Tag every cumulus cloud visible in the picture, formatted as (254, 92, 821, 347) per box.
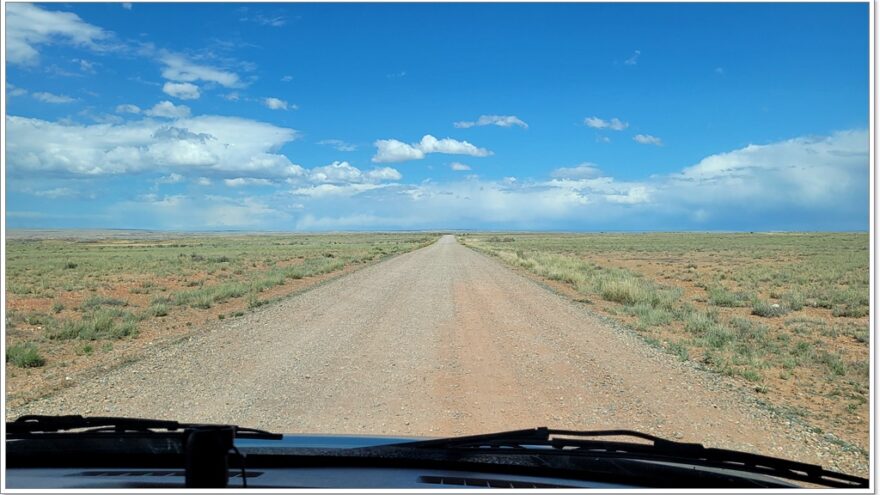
(6, 113, 302, 178)
(450, 162, 471, 171)
(317, 139, 357, 152)
(633, 134, 663, 146)
(373, 135, 492, 163)
(365, 167, 402, 181)
(162, 81, 200, 100)
(306, 161, 401, 184)
(584, 116, 628, 131)
(144, 101, 191, 118)
(284, 161, 402, 198)
(263, 97, 294, 110)
(195, 177, 212, 186)
(294, 129, 868, 231)
(454, 115, 528, 129)
(159, 52, 241, 88)
(6, 3, 107, 66)
(224, 177, 273, 187)
(115, 104, 141, 114)
(32, 91, 77, 103)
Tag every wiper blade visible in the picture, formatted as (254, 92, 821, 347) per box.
(7, 415, 282, 440)
(391, 427, 868, 488)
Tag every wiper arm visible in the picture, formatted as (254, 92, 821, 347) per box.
(7, 415, 282, 440)
(390, 427, 867, 488)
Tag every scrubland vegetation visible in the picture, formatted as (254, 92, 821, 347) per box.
(462, 233, 869, 450)
(5, 233, 436, 401)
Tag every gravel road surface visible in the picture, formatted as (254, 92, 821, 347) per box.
(9, 235, 866, 475)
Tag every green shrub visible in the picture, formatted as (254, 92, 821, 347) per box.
(625, 303, 673, 329)
(147, 303, 169, 317)
(24, 312, 53, 326)
(752, 300, 790, 318)
(707, 286, 750, 307)
(781, 291, 805, 311)
(684, 310, 717, 334)
(6, 343, 46, 368)
(832, 305, 868, 318)
(47, 309, 138, 340)
(81, 295, 127, 311)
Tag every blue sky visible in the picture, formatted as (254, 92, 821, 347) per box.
(4, 2, 870, 231)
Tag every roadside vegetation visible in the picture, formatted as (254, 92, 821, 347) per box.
(461, 233, 868, 451)
(5, 233, 437, 401)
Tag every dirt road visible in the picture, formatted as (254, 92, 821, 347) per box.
(8, 235, 866, 474)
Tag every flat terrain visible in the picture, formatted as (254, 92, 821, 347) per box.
(462, 233, 869, 462)
(8, 235, 867, 476)
(5, 232, 437, 404)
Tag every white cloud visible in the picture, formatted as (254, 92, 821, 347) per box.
(8, 83, 28, 97)
(159, 52, 241, 88)
(6, 3, 107, 66)
(550, 163, 603, 179)
(305, 161, 401, 185)
(6, 113, 302, 178)
(372, 135, 492, 163)
(450, 162, 471, 171)
(115, 104, 141, 114)
(373, 139, 424, 163)
(584, 116, 628, 131)
(263, 97, 295, 110)
(281, 75, 294, 82)
(624, 49, 641, 66)
(308, 161, 364, 183)
(157, 173, 184, 184)
(74, 58, 96, 73)
(290, 183, 391, 199)
(454, 115, 528, 129)
(293, 129, 867, 231)
(145, 101, 191, 118)
(122, 3, 133, 10)
(32, 91, 77, 103)
(163, 81, 201, 100)
(221, 92, 240, 101)
(224, 177, 273, 187)
(365, 167, 402, 181)
(195, 177, 213, 186)
(317, 139, 357, 152)
(633, 134, 663, 146)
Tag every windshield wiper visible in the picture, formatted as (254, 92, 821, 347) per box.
(390, 427, 867, 488)
(7, 415, 282, 440)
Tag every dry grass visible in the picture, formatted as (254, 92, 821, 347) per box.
(5, 233, 438, 392)
(461, 232, 869, 453)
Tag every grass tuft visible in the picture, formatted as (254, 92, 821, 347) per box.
(6, 343, 46, 368)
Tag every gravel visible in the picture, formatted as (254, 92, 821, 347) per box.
(8, 235, 867, 477)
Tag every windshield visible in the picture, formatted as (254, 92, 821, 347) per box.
(3, 0, 871, 485)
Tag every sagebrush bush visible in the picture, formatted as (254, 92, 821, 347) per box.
(752, 300, 790, 318)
